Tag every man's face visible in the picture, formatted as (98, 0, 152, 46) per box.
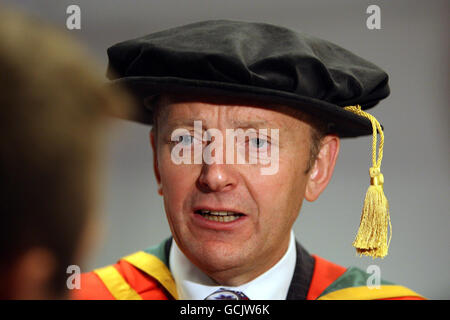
(152, 96, 318, 284)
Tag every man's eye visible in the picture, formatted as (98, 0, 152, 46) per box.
(177, 135, 194, 146)
(250, 137, 268, 149)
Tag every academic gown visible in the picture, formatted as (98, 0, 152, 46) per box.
(72, 238, 424, 300)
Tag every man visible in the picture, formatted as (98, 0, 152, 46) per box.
(75, 20, 424, 300)
(0, 7, 130, 299)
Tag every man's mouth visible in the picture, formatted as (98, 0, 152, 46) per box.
(194, 209, 244, 223)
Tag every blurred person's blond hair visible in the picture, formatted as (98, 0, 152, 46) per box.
(0, 6, 132, 299)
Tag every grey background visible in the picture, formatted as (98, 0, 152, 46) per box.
(5, 0, 449, 299)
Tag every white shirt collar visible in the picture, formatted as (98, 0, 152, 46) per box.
(169, 230, 297, 300)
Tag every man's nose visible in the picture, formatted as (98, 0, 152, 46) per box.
(197, 163, 237, 193)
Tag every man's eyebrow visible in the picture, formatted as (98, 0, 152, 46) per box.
(229, 119, 282, 129)
(164, 118, 285, 129)
(165, 118, 201, 127)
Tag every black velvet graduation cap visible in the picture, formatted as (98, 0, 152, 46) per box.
(106, 19, 390, 137)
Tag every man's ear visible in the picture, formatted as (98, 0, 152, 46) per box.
(150, 129, 163, 196)
(8, 248, 57, 299)
(305, 134, 340, 202)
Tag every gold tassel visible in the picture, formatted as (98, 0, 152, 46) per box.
(344, 105, 392, 258)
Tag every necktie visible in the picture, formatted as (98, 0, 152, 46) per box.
(204, 288, 250, 300)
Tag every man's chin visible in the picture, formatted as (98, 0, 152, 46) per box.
(188, 241, 250, 274)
